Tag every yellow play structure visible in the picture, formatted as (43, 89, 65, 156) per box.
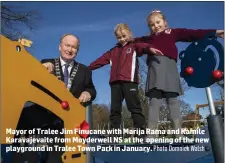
(1, 35, 87, 163)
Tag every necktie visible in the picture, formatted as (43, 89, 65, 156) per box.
(64, 64, 69, 86)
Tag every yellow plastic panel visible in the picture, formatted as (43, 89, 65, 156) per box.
(1, 35, 86, 163)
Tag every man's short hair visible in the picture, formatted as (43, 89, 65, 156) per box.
(60, 34, 80, 49)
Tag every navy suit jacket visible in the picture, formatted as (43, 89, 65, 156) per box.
(41, 58, 96, 106)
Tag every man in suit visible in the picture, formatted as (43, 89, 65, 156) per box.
(16, 34, 96, 162)
(19, 33, 96, 127)
(42, 34, 96, 104)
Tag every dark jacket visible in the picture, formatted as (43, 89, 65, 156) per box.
(89, 41, 151, 84)
(41, 58, 96, 106)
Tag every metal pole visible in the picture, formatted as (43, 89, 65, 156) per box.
(205, 87, 224, 163)
(86, 103, 93, 163)
(205, 87, 216, 115)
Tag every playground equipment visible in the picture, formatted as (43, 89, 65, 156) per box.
(180, 32, 224, 163)
(1, 35, 91, 163)
(1, 31, 224, 163)
(189, 101, 224, 139)
(195, 101, 224, 118)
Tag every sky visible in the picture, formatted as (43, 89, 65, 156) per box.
(3, 1, 224, 117)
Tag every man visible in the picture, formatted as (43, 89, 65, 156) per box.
(19, 34, 96, 126)
(42, 34, 96, 104)
(17, 34, 96, 162)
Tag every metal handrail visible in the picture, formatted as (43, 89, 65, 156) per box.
(86, 104, 93, 163)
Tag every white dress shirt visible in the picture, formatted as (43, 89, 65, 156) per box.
(60, 57, 74, 75)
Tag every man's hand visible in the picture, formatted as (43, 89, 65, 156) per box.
(216, 30, 224, 38)
(149, 48, 164, 56)
(79, 91, 91, 103)
(43, 62, 54, 73)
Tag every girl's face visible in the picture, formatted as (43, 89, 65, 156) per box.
(148, 14, 167, 34)
(115, 29, 132, 46)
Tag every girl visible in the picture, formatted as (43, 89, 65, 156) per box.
(89, 23, 154, 134)
(138, 10, 224, 138)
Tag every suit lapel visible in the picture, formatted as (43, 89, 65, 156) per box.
(70, 60, 77, 76)
(69, 61, 79, 90)
(59, 58, 64, 81)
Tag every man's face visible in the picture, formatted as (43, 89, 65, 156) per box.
(59, 35, 79, 62)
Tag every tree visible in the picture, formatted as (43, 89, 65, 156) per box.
(1, 2, 39, 40)
(92, 104, 110, 129)
(182, 112, 201, 129)
(179, 98, 193, 115)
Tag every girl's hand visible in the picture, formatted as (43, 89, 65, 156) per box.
(149, 48, 164, 56)
(216, 30, 224, 38)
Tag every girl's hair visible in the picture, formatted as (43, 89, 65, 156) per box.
(114, 23, 133, 38)
(147, 10, 168, 35)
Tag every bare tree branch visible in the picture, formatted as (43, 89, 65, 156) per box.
(1, 3, 40, 40)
